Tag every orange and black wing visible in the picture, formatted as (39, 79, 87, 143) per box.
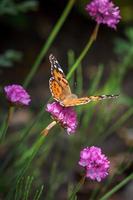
(49, 54, 71, 96)
(61, 95, 119, 107)
(49, 77, 66, 102)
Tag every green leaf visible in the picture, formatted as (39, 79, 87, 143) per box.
(0, 50, 22, 68)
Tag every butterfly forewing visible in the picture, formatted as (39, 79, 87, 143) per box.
(49, 77, 65, 102)
(49, 54, 64, 76)
(49, 54, 71, 99)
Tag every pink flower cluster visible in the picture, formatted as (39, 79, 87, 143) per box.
(4, 84, 31, 106)
(46, 102, 78, 134)
(86, 0, 121, 29)
(79, 146, 110, 182)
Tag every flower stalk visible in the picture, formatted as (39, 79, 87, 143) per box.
(41, 120, 57, 136)
(0, 106, 14, 140)
(69, 175, 86, 200)
(67, 23, 100, 80)
(91, 23, 100, 41)
(7, 106, 14, 125)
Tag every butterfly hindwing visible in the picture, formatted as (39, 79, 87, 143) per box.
(62, 97, 89, 107)
(62, 95, 118, 107)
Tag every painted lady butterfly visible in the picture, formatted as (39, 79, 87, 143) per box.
(49, 54, 118, 107)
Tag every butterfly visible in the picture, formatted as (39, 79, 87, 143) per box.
(49, 54, 118, 107)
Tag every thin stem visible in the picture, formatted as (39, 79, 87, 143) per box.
(14, 120, 54, 176)
(67, 23, 100, 80)
(23, 0, 76, 88)
(0, 106, 14, 140)
(99, 173, 133, 200)
(69, 175, 86, 200)
(15, 134, 46, 181)
(41, 120, 57, 136)
(7, 106, 14, 123)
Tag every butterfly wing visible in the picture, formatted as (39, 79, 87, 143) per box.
(61, 95, 119, 107)
(49, 77, 67, 102)
(49, 54, 71, 96)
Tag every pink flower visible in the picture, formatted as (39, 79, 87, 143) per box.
(4, 84, 31, 106)
(86, 0, 121, 29)
(79, 146, 110, 182)
(46, 102, 78, 134)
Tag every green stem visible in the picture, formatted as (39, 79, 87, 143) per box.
(7, 134, 46, 199)
(0, 106, 14, 140)
(41, 120, 57, 136)
(15, 119, 57, 181)
(16, 134, 46, 181)
(67, 23, 100, 80)
(7, 106, 14, 123)
(99, 173, 133, 200)
(23, 0, 76, 88)
(69, 175, 86, 200)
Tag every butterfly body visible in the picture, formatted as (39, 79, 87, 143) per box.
(49, 54, 118, 107)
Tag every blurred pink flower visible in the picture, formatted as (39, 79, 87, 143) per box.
(79, 146, 110, 182)
(86, 0, 121, 29)
(4, 84, 31, 106)
(46, 102, 78, 134)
